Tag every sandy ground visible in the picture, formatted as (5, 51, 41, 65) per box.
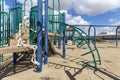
(0, 42, 120, 80)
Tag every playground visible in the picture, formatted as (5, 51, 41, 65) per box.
(1, 43, 120, 80)
(0, 0, 120, 80)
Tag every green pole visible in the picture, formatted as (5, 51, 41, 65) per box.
(1, 0, 4, 62)
(2, 0, 4, 45)
(58, 0, 60, 13)
(24, 0, 33, 16)
(52, 0, 54, 32)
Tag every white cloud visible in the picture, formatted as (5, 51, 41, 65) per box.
(112, 21, 120, 25)
(109, 18, 117, 23)
(18, 0, 90, 25)
(109, 18, 120, 25)
(59, 0, 120, 16)
(5, 0, 120, 16)
(96, 19, 120, 35)
(61, 10, 89, 25)
(96, 26, 117, 35)
(66, 16, 89, 25)
(6, 0, 120, 26)
(8, 0, 120, 25)
(108, 18, 120, 25)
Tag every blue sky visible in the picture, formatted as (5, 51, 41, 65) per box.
(4, 0, 120, 35)
(5, 0, 120, 25)
(68, 7, 120, 25)
(6, 0, 12, 7)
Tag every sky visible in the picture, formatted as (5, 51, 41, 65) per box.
(4, 0, 120, 34)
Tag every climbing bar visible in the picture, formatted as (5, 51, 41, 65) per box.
(81, 49, 96, 56)
(77, 40, 86, 48)
(50, 21, 101, 70)
(84, 60, 100, 64)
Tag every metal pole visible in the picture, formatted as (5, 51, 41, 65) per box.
(1, 0, 4, 62)
(37, 0, 43, 72)
(53, 0, 54, 13)
(52, 0, 54, 32)
(88, 26, 96, 45)
(24, 0, 33, 16)
(88, 26, 91, 44)
(7, 16, 10, 40)
(12, 0, 17, 34)
(94, 26, 96, 45)
(12, 0, 18, 65)
(13, 53, 18, 65)
(116, 26, 120, 48)
(0, 3, 2, 62)
(58, 0, 61, 49)
(0, 4, 1, 45)
(58, 36, 61, 49)
(24, 0, 26, 16)
(62, 13, 66, 58)
(1, 0, 4, 45)
(93, 26, 96, 45)
(44, 0, 48, 64)
(58, 0, 60, 13)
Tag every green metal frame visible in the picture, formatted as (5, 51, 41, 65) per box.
(0, 0, 4, 62)
(0, 12, 9, 46)
(24, 0, 33, 16)
(49, 21, 101, 70)
(0, 4, 23, 63)
(68, 31, 87, 48)
(29, 6, 38, 45)
(65, 23, 101, 70)
(28, 0, 101, 70)
(29, 4, 63, 45)
(9, 7, 23, 34)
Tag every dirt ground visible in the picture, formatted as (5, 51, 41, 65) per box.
(0, 42, 120, 80)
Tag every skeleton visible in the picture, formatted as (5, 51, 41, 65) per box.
(17, 16, 40, 65)
(22, 44, 40, 65)
(17, 23, 26, 47)
(24, 16, 30, 27)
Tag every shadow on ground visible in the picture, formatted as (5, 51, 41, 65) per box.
(0, 54, 34, 80)
(94, 68, 120, 80)
(48, 55, 120, 80)
(0, 53, 120, 80)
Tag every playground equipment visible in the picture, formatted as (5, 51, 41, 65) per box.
(0, 0, 101, 73)
(50, 22, 101, 69)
